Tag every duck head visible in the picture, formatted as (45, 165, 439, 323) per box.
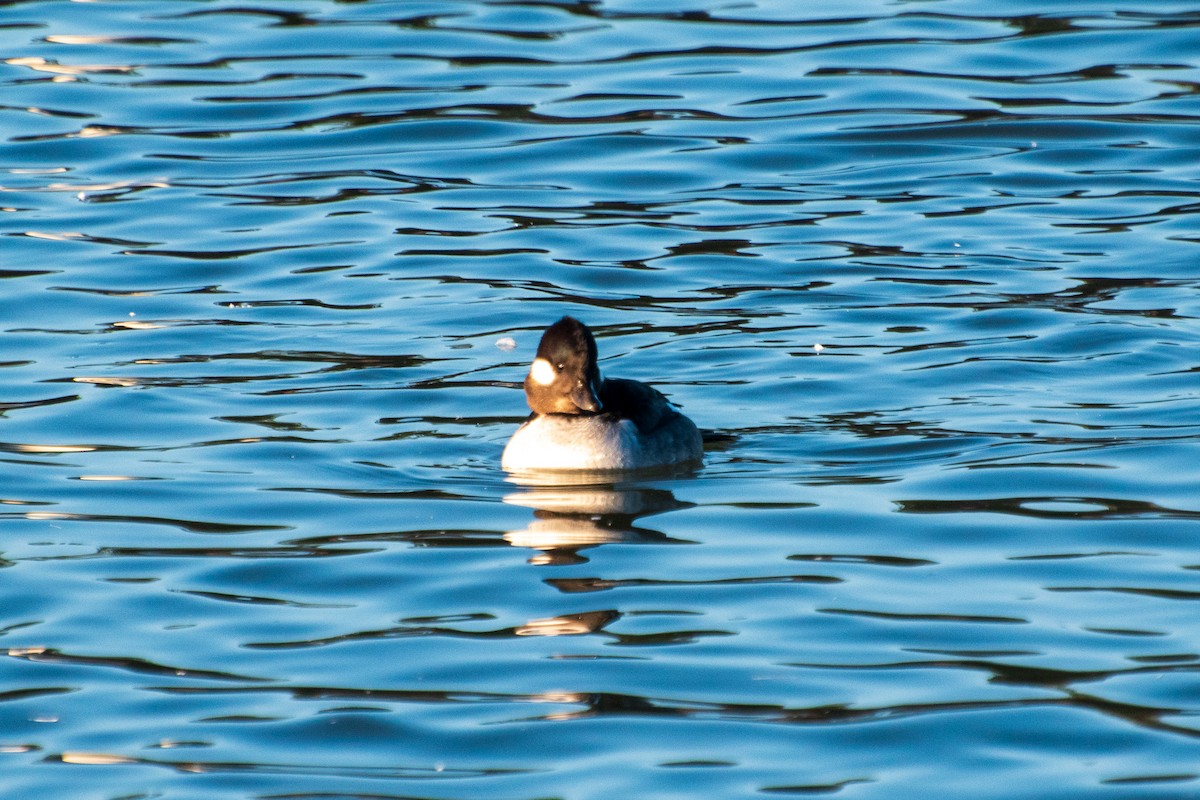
(523, 316, 603, 415)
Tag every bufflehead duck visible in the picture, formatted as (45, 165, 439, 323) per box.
(501, 317, 703, 472)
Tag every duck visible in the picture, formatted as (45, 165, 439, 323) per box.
(501, 316, 703, 472)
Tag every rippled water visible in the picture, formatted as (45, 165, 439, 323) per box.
(3, 1, 1200, 797)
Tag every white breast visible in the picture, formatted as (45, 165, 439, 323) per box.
(502, 413, 702, 473)
(501, 415, 644, 471)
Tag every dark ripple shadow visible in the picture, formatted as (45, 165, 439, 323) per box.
(0, 394, 79, 415)
(1048, 586, 1200, 602)
(923, 277, 1194, 321)
(7, 647, 266, 683)
(820, 608, 1028, 625)
(547, 574, 841, 594)
(788, 656, 1200, 693)
(4, 510, 288, 535)
(36, 545, 376, 562)
(243, 609, 731, 651)
(176, 589, 352, 610)
(50, 750, 531, 779)
(897, 496, 1200, 520)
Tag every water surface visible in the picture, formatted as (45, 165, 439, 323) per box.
(2, 1, 1199, 798)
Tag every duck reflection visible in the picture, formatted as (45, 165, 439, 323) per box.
(503, 469, 696, 565)
(514, 610, 619, 636)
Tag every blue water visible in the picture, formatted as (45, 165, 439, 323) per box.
(2, 1, 1199, 797)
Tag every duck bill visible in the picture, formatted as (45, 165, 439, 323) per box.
(570, 381, 601, 413)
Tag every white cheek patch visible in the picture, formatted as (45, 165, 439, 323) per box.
(529, 357, 557, 386)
